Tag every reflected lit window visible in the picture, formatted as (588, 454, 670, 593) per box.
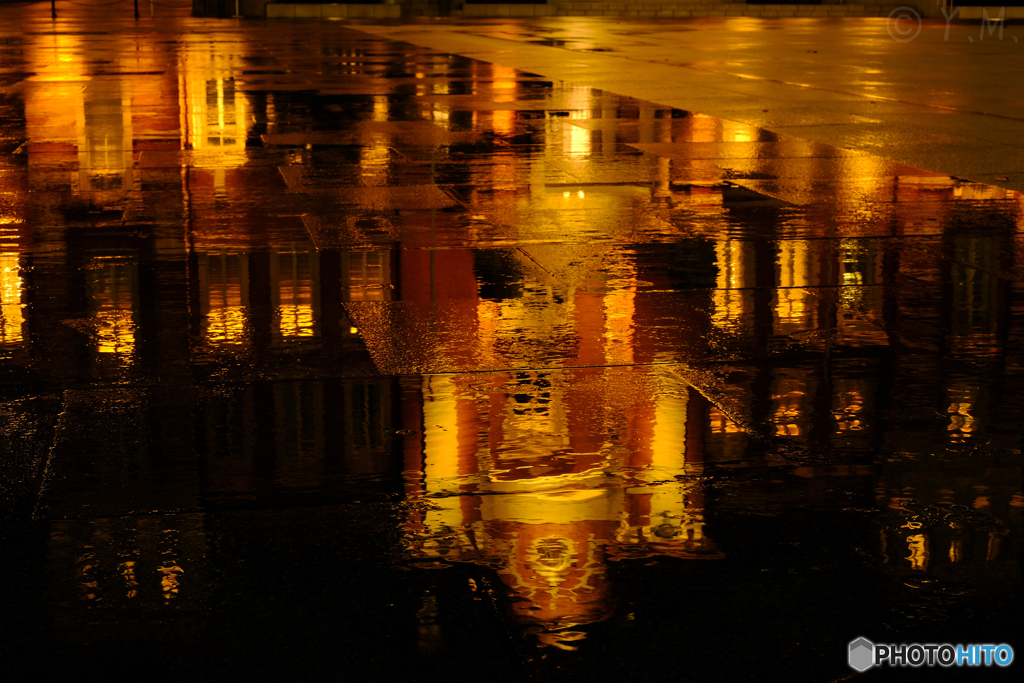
(833, 379, 866, 433)
(774, 241, 815, 335)
(712, 240, 754, 333)
(205, 78, 240, 147)
(277, 250, 317, 338)
(772, 373, 806, 437)
(490, 66, 519, 112)
(372, 95, 389, 123)
(159, 564, 183, 599)
(0, 252, 24, 344)
(179, 44, 248, 160)
(838, 239, 881, 314)
(946, 383, 978, 441)
(344, 251, 391, 302)
(710, 407, 745, 435)
(359, 141, 391, 185)
(680, 113, 758, 144)
(77, 90, 134, 198)
(87, 260, 137, 361)
(905, 534, 929, 571)
(201, 253, 249, 347)
(566, 122, 591, 159)
(490, 109, 516, 136)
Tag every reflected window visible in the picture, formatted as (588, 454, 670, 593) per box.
(947, 383, 978, 441)
(775, 240, 815, 335)
(201, 252, 249, 348)
(178, 42, 248, 159)
(951, 235, 999, 339)
(77, 88, 134, 199)
(277, 250, 317, 338)
(772, 372, 806, 437)
(87, 259, 138, 361)
(905, 533, 929, 571)
(344, 251, 391, 302)
(833, 380, 866, 433)
(0, 251, 24, 345)
(839, 239, 881, 314)
(712, 240, 754, 334)
(344, 380, 392, 477)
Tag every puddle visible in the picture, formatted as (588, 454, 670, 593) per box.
(0, 5, 1020, 679)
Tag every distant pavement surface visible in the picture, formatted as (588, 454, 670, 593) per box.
(361, 17, 1024, 190)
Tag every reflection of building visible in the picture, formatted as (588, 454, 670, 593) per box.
(197, 248, 323, 347)
(402, 367, 719, 648)
(196, 245, 396, 351)
(5, 29, 1021, 662)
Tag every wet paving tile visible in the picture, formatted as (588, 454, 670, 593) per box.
(0, 6, 1021, 681)
(36, 387, 200, 519)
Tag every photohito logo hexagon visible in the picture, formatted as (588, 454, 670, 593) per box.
(849, 637, 875, 672)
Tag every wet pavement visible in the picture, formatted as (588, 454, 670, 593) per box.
(1, 6, 1022, 682)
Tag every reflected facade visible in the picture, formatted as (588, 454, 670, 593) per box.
(1, 6, 1021, 679)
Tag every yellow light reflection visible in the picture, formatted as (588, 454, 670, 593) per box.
(0, 252, 24, 344)
(772, 374, 805, 437)
(841, 156, 890, 202)
(346, 251, 390, 302)
(279, 304, 314, 338)
(359, 141, 390, 185)
(89, 261, 136, 361)
(277, 250, 317, 339)
(76, 85, 135, 200)
(562, 86, 595, 158)
(603, 277, 635, 366)
(491, 65, 518, 105)
(949, 539, 962, 563)
(372, 95, 389, 122)
(567, 122, 591, 158)
(120, 560, 138, 599)
(724, 123, 754, 143)
(946, 383, 978, 440)
(201, 253, 248, 348)
(422, 374, 465, 502)
(775, 240, 813, 335)
(159, 564, 182, 599)
(686, 113, 719, 143)
(94, 310, 135, 357)
(406, 367, 719, 650)
(491, 109, 516, 136)
(712, 240, 754, 333)
(906, 534, 929, 571)
(178, 39, 248, 164)
(649, 377, 687, 473)
(834, 383, 865, 433)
